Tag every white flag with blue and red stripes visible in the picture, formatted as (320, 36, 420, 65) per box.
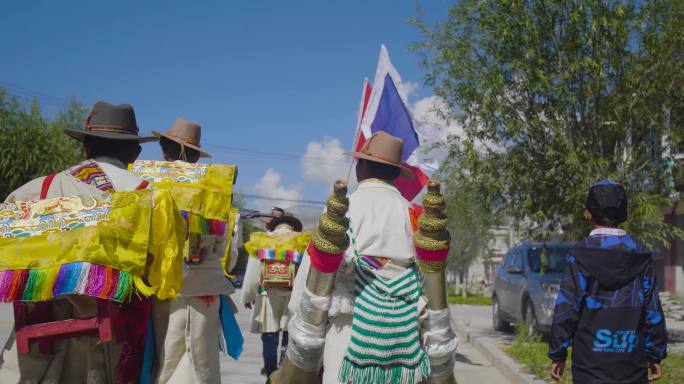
(352, 45, 429, 201)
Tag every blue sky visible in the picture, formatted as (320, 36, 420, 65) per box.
(1, 1, 452, 211)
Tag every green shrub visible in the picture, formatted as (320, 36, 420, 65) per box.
(506, 322, 683, 383)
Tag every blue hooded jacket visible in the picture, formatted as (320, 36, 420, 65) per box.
(548, 231, 667, 383)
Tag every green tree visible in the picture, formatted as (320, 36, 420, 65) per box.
(414, 0, 684, 247)
(0, 89, 85, 200)
(441, 170, 496, 294)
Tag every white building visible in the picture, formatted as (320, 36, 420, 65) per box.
(449, 225, 521, 291)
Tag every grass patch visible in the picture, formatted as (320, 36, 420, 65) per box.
(505, 322, 572, 383)
(446, 286, 493, 305)
(505, 322, 684, 383)
(662, 352, 684, 383)
(447, 295, 493, 305)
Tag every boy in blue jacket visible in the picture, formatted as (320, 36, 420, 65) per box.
(548, 180, 667, 383)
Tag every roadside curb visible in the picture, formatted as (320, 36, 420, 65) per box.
(453, 318, 545, 384)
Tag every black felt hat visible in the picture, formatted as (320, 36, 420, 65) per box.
(585, 179, 628, 226)
(63, 101, 157, 143)
(267, 212, 303, 232)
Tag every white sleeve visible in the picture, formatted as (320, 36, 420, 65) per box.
(288, 251, 311, 314)
(227, 214, 241, 273)
(241, 257, 261, 305)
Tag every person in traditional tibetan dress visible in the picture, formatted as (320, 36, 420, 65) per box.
(242, 212, 310, 377)
(143, 118, 240, 384)
(272, 131, 458, 384)
(0, 101, 181, 383)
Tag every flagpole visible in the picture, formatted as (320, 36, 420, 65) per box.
(346, 77, 370, 184)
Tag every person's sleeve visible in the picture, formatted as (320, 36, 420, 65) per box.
(227, 214, 241, 273)
(288, 251, 311, 315)
(548, 253, 586, 362)
(643, 261, 667, 363)
(241, 256, 260, 305)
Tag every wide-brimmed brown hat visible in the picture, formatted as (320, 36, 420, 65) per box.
(152, 118, 211, 158)
(344, 131, 412, 177)
(63, 101, 157, 143)
(267, 212, 303, 232)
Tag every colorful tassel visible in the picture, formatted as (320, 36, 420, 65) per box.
(181, 211, 227, 236)
(255, 248, 303, 264)
(0, 262, 134, 303)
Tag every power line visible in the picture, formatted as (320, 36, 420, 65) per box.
(240, 193, 325, 206)
(0, 81, 354, 166)
(2, 89, 64, 107)
(204, 144, 351, 166)
(0, 80, 69, 105)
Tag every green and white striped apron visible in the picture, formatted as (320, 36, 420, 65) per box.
(338, 257, 430, 384)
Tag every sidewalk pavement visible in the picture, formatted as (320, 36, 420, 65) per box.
(450, 304, 545, 384)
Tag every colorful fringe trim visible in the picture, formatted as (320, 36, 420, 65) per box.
(181, 211, 227, 236)
(255, 248, 303, 264)
(0, 262, 133, 303)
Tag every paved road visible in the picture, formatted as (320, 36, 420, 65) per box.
(222, 296, 509, 384)
(219, 297, 265, 383)
(0, 298, 509, 383)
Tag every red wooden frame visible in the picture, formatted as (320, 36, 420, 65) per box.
(13, 299, 120, 354)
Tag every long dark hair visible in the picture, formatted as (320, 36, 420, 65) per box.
(159, 136, 200, 162)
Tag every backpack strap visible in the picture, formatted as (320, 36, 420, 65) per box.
(40, 173, 57, 200)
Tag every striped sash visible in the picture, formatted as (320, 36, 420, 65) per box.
(67, 159, 115, 193)
(339, 257, 430, 384)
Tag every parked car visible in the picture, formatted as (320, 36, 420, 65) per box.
(492, 241, 573, 335)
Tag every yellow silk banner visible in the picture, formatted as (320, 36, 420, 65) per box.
(0, 189, 185, 301)
(129, 160, 236, 222)
(244, 231, 312, 258)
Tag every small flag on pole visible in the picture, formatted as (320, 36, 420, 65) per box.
(355, 45, 429, 201)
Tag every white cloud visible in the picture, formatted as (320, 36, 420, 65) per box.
(399, 81, 420, 99)
(409, 95, 464, 172)
(411, 95, 464, 143)
(409, 94, 500, 171)
(301, 137, 355, 187)
(252, 169, 301, 211)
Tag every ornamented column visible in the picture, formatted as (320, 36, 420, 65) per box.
(415, 180, 458, 384)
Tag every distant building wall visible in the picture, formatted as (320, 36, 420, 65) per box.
(464, 225, 520, 287)
(664, 204, 684, 296)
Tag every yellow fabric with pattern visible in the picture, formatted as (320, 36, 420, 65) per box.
(129, 161, 236, 222)
(244, 231, 312, 257)
(0, 189, 186, 300)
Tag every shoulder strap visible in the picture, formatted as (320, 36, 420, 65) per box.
(40, 173, 56, 200)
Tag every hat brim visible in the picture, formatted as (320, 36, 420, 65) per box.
(152, 131, 212, 158)
(343, 151, 414, 179)
(267, 216, 303, 232)
(63, 129, 159, 143)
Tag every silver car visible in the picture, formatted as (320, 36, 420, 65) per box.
(492, 242, 572, 335)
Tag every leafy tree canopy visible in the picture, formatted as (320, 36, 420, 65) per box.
(414, 0, 684, 247)
(0, 88, 86, 200)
